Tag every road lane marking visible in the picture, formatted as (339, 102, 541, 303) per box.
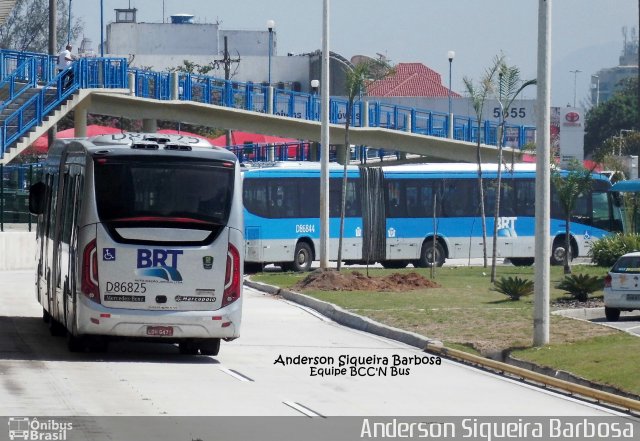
(283, 401, 325, 417)
(220, 367, 254, 382)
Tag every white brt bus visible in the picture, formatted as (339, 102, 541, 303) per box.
(29, 133, 243, 355)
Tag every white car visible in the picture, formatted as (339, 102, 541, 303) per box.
(603, 252, 640, 321)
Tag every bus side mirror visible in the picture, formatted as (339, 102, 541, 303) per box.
(29, 182, 46, 215)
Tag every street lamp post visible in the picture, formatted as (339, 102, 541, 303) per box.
(310, 79, 319, 118)
(591, 74, 600, 107)
(68, 0, 72, 46)
(100, 0, 104, 57)
(267, 19, 275, 85)
(619, 129, 635, 155)
(310, 79, 320, 93)
(569, 69, 582, 107)
(447, 50, 455, 139)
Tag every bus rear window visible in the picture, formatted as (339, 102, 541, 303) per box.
(94, 160, 234, 225)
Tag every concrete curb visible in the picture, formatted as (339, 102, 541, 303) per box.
(506, 354, 640, 402)
(244, 278, 443, 350)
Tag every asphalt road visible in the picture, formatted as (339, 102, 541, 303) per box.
(1, 269, 628, 420)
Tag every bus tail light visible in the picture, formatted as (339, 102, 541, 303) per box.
(222, 243, 241, 307)
(604, 274, 612, 288)
(81, 239, 101, 304)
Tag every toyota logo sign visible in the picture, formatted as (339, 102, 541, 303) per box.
(565, 112, 580, 123)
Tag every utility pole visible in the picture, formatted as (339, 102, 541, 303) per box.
(534, 0, 552, 347)
(48, 0, 57, 148)
(223, 37, 237, 147)
(320, 0, 330, 269)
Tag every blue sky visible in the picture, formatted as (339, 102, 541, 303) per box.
(73, 1, 638, 107)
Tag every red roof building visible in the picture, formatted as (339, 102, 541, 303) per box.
(366, 63, 461, 98)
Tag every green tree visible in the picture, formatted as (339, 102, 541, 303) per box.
(551, 161, 593, 274)
(337, 57, 393, 271)
(0, 0, 83, 52)
(585, 77, 639, 158)
(490, 61, 536, 282)
(462, 55, 503, 268)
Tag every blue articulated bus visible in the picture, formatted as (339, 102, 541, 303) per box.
(242, 162, 622, 271)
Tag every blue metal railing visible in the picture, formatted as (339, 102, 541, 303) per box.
(0, 50, 55, 83)
(0, 49, 536, 161)
(228, 141, 314, 163)
(2, 56, 128, 156)
(0, 58, 38, 111)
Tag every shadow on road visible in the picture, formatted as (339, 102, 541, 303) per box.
(0, 315, 220, 364)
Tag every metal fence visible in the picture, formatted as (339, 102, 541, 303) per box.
(0, 163, 42, 231)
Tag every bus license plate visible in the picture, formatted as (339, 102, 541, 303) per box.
(626, 294, 640, 301)
(146, 326, 173, 336)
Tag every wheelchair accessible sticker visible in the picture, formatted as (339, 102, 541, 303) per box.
(103, 248, 116, 261)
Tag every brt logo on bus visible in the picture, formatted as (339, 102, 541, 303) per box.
(497, 217, 518, 237)
(136, 249, 183, 282)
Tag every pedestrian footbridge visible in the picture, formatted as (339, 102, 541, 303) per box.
(0, 50, 535, 164)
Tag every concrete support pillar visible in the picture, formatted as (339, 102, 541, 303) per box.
(267, 143, 275, 162)
(267, 86, 274, 114)
(74, 106, 88, 138)
(398, 112, 411, 160)
(143, 119, 157, 133)
(128, 72, 136, 96)
(171, 72, 179, 100)
(362, 101, 369, 127)
(359, 101, 370, 163)
(308, 143, 319, 161)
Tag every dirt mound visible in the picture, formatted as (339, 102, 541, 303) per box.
(293, 269, 440, 292)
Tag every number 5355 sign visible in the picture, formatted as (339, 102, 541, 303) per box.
(493, 107, 527, 119)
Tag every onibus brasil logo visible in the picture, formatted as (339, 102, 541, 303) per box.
(136, 248, 183, 281)
(8, 418, 72, 440)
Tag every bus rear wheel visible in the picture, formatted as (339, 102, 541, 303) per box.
(416, 240, 445, 268)
(48, 316, 66, 337)
(67, 333, 85, 352)
(179, 341, 199, 355)
(200, 338, 221, 356)
(284, 242, 313, 272)
(551, 240, 572, 266)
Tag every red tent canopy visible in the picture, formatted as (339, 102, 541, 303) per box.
(209, 131, 297, 146)
(29, 125, 122, 153)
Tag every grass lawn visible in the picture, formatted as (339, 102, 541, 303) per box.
(251, 264, 640, 396)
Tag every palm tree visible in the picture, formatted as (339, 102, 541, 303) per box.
(336, 58, 393, 271)
(462, 55, 503, 268)
(551, 161, 593, 274)
(490, 62, 536, 282)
